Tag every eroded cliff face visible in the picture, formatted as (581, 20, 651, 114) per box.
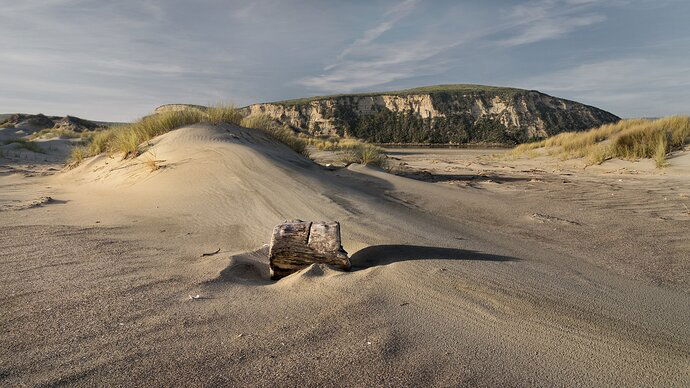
(246, 89, 619, 144)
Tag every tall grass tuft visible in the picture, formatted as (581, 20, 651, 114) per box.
(512, 116, 690, 168)
(307, 136, 387, 167)
(206, 104, 243, 125)
(68, 105, 243, 165)
(240, 114, 309, 157)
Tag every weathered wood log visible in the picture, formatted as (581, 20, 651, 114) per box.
(269, 220, 350, 279)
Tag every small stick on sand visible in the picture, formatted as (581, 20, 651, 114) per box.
(200, 248, 221, 257)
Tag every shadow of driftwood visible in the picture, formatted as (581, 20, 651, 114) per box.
(207, 247, 273, 286)
(350, 244, 519, 270)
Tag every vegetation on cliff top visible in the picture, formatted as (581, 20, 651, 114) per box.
(511, 116, 690, 168)
(271, 84, 526, 106)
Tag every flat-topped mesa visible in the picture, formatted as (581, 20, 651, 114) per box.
(245, 84, 620, 145)
(268, 220, 350, 279)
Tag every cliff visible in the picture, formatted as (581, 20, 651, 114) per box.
(245, 84, 620, 144)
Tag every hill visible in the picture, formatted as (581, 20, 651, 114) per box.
(0, 113, 117, 142)
(245, 84, 620, 145)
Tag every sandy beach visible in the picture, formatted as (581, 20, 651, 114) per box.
(1, 123, 688, 386)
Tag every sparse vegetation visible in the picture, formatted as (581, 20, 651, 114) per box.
(68, 107, 313, 166)
(29, 128, 86, 140)
(308, 136, 387, 167)
(240, 114, 310, 157)
(339, 144, 387, 168)
(2, 139, 45, 154)
(142, 152, 164, 172)
(206, 103, 243, 124)
(68, 145, 88, 164)
(273, 84, 523, 106)
(68, 105, 244, 165)
(511, 116, 690, 168)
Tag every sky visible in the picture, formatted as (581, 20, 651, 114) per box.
(1, 0, 689, 121)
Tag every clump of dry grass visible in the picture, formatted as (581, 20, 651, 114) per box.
(69, 105, 244, 165)
(512, 116, 690, 168)
(206, 104, 243, 125)
(308, 136, 387, 167)
(240, 114, 310, 157)
(338, 143, 387, 168)
(309, 137, 340, 151)
(142, 152, 164, 172)
(29, 128, 83, 140)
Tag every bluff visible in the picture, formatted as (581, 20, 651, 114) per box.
(245, 84, 620, 144)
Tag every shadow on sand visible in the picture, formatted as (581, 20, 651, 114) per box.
(208, 245, 519, 286)
(350, 244, 519, 270)
(397, 172, 532, 184)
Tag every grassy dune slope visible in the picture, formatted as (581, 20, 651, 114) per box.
(69, 106, 308, 165)
(512, 116, 690, 167)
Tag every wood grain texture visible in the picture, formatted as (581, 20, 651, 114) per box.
(269, 220, 350, 279)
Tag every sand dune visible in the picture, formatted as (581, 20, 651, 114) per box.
(1, 123, 688, 386)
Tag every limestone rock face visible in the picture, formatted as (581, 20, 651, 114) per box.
(244, 85, 620, 144)
(268, 220, 350, 279)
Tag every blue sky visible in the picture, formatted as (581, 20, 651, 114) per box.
(1, 0, 688, 121)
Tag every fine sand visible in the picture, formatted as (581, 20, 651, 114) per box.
(1, 124, 689, 386)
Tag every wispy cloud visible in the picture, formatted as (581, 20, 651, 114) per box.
(300, 0, 433, 92)
(300, 0, 610, 93)
(494, 0, 607, 46)
(518, 57, 690, 117)
(334, 0, 419, 62)
(497, 14, 606, 46)
(0, 0, 686, 120)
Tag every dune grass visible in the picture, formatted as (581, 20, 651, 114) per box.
(69, 107, 311, 166)
(512, 116, 690, 168)
(68, 105, 240, 164)
(308, 136, 387, 167)
(2, 138, 45, 154)
(309, 137, 386, 167)
(339, 144, 387, 168)
(29, 127, 90, 140)
(142, 151, 164, 172)
(240, 114, 309, 157)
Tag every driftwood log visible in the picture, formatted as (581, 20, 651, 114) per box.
(269, 220, 350, 279)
